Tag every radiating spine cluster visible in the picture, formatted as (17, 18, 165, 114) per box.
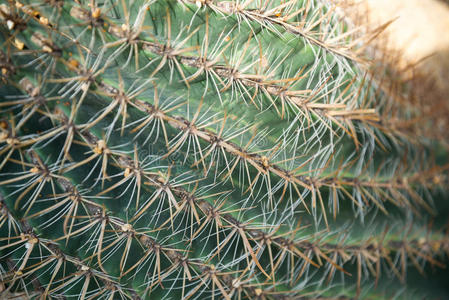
(0, 0, 448, 299)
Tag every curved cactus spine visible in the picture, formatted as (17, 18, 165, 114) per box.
(0, 0, 448, 299)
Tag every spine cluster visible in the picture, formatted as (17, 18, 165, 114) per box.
(0, 0, 448, 299)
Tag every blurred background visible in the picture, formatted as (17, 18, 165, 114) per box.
(351, 0, 449, 82)
(342, 0, 449, 146)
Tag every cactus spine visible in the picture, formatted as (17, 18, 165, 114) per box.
(0, 0, 448, 299)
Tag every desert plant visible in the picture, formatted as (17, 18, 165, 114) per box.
(0, 0, 448, 299)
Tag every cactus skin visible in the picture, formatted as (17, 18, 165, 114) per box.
(0, 0, 448, 299)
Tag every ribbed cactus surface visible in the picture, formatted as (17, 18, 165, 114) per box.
(0, 0, 448, 299)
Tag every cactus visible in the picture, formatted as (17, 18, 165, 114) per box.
(0, 0, 448, 299)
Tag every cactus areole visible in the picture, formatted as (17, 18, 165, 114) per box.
(0, 0, 448, 299)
